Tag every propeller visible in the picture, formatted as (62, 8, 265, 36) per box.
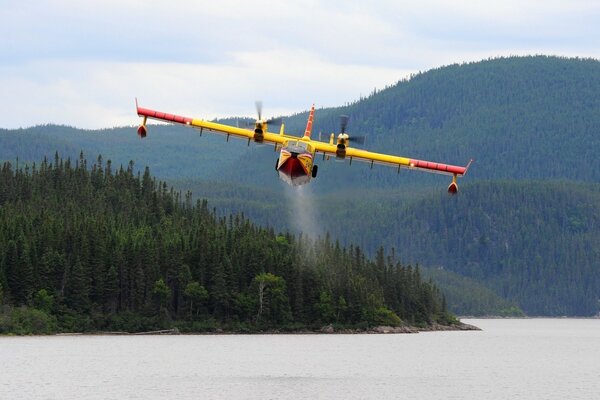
(339, 114, 366, 145)
(349, 135, 366, 145)
(254, 101, 282, 125)
(340, 115, 349, 134)
(255, 101, 263, 121)
(267, 117, 283, 125)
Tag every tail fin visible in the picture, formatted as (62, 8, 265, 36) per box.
(303, 104, 315, 138)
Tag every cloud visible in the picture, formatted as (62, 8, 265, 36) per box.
(0, 52, 410, 128)
(1, 0, 599, 128)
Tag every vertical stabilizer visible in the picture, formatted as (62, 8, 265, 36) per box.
(303, 104, 315, 138)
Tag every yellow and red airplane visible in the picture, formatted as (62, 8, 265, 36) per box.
(136, 101, 472, 194)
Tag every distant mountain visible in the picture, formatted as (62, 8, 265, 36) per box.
(362, 181, 600, 316)
(2, 55, 599, 316)
(3, 56, 600, 187)
(216, 55, 600, 189)
(0, 124, 246, 180)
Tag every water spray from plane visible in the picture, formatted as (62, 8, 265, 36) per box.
(284, 184, 322, 258)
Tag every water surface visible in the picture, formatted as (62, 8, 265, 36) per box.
(1, 319, 599, 399)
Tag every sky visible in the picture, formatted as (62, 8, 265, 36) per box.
(1, 0, 599, 129)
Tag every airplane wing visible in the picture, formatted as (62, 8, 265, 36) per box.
(310, 140, 472, 177)
(136, 102, 288, 147)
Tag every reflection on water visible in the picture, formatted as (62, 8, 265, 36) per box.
(1, 319, 599, 400)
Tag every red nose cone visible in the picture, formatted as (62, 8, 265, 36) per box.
(447, 182, 458, 195)
(137, 125, 147, 138)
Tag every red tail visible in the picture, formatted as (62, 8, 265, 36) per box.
(303, 104, 315, 138)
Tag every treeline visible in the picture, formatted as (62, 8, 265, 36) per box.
(168, 178, 600, 316)
(0, 154, 453, 334)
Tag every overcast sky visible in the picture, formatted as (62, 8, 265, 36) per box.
(1, 0, 599, 129)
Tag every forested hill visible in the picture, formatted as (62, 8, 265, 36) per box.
(1, 56, 600, 189)
(0, 156, 455, 334)
(1, 55, 599, 318)
(358, 181, 600, 316)
(172, 179, 600, 316)
(214, 55, 600, 189)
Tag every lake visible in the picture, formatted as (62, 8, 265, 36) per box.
(1, 319, 599, 399)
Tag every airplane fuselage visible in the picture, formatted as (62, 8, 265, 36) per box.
(276, 140, 315, 186)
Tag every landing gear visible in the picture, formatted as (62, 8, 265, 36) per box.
(275, 158, 279, 171)
(312, 164, 318, 178)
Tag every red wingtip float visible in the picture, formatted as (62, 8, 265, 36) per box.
(135, 100, 473, 192)
(137, 125, 147, 138)
(448, 180, 458, 195)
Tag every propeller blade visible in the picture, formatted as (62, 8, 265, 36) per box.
(340, 115, 349, 134)
(349, 135, 366, 145)
(266, 117, 283, 125)
(255, 101, 263, 120)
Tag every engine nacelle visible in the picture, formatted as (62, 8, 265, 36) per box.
(335, 143, 346, 159)
(254, 121, 266, 142)
(137, 125, 147, 138)
(254, 130, 264, 143)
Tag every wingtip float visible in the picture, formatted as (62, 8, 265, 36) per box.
(135, 100, 472, 194)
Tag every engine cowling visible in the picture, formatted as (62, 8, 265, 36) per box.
(254, 121, 265, 142)
(336, 133, 349, 158)
(336, 143, 346, 159)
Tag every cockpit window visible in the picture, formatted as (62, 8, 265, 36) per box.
(291, 141, 308, 149)
(285, 140, 312, 153)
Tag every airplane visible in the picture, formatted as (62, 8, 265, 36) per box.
(135, 100, 472, 194)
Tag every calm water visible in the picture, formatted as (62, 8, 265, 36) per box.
(1, 319, 600, 399)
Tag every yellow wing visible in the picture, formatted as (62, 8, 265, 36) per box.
(136, 101, 472, 185)
(136, 103, 290, 147)
(310, 138, 471, 177)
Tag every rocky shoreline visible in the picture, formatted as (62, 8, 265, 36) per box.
(51, 321, 480, 336)
(187, 321, 481, 335)
(318, 321, 481, 334)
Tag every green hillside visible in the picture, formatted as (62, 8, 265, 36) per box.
(170, 179, 600, 316)
(0, 124, 247, 181)
(218, 55, 600, 189)
(0, 156, 454, 334)
(1, 55, 599, 317)
(363, 181, 600, 316)
(422, 267, 523, 317)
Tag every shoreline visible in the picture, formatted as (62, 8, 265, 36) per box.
(45, 321, 480, 336)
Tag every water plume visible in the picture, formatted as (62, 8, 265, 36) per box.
(284, 185, 321, 239)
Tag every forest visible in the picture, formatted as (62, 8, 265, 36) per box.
(1, 55, 599, 317)
(171, 179, 600, 316)
(0, 155, 455, 334)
